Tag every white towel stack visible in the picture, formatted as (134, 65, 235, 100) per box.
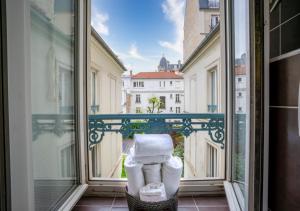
(139, 183, 167, 202)
(124, 134, 183, 202)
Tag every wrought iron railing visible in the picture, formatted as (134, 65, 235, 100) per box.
(88, 113, 225, 149)
(32, 113, 225, 150)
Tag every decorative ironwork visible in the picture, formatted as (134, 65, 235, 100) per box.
(32, 114, 74, 141)
(88, 113, 225, 149)
(32, 113, 225, 150)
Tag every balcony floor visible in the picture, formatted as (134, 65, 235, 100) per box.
(72, 195, 229, 211)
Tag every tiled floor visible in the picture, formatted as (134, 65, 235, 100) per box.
(72, 195, 229, 211)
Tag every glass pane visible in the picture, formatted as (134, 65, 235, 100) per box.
(231, 0, 249, 207)
(30, 0, 78, 210)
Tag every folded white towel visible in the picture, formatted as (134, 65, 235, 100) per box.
(162, 156, 183, 198)
(124, 154, 145, 197)
(142, 163, 162, 184)
(130, 147, 171, 164)
(134, 134, 173, 157)
(139, 183, 167, 202)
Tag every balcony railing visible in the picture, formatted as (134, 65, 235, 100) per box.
(88, 113, 225, 149)
(32, 113, 226, 151)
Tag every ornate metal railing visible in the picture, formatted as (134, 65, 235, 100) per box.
(88, 113, 225, 149)
(32, 114, 75, 141)
(32, 113, 225, 150)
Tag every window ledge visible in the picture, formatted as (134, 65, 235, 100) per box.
(58, 184, 88, 211)
(224, 181, 241, 211)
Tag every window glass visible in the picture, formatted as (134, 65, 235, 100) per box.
(30, 0, 78, 209)
(231, 0, 249, 207)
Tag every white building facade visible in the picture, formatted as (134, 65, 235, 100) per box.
(127, 72, 184, 114)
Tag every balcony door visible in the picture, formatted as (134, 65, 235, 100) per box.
(225, 0, 265, 210)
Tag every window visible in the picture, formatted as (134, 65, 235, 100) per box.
(135, 94, 141, 103)
(208, 69, 217, 112)
(138, 81, 144, 87)
(170, 81, 173, 85)
(211, 15, 220, 29)
(59, 66, 74, 114)
(206, 144, 218, 177)
(170, 94, 173, 99)
(208, 0, 220, 8)
(91, 145, 101, 177)
(238, 77, 242, 82)
(176, 107, 180, 113)
(164, 81, 166, 87)
(90, 71, 99, 113)
(159, 96, 166, 109)
(175, 94, 180, 103)
(29, 0, 78, 209)
(170, 107, 173, 112)
(61, 144, 75, 178)
(136, 107, 142, 113)
(133, 82, 137, 87)
(238, 92, 242, 97)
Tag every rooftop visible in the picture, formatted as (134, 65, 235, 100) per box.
(132, 71, 183, 79)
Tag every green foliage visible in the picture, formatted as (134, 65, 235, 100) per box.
(121, 154, 127, 178)
(147, 96, 163, 113)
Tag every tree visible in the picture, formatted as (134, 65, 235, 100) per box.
(147, 96, 163, 113)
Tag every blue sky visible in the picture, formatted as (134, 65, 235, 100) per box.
(91, 0, 185, 73)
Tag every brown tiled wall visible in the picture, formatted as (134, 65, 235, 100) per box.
(270, 0, 300, 58)
(269, 54, 300, 211)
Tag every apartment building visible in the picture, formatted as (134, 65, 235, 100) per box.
(89, 27, 126, 178)
(130, 72, 184, 114)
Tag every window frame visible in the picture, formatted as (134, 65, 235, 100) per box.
(0, 0, 10, 209)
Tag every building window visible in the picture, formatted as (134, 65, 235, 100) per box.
(136, 107, 142, 113)
(208, 69, 217, 112)
(238, 92, 242, 97)
(133, 82, 137, 87)
(170, 107, 173, 112)
(170, 94, 173, 99)
(90, 71, 99, 113)
(176, 107, 180, 113)
(238, 77, 242, 82)
(136, 94, 141, 103)
(211, 15, 220, 29)
(175, 94, 180, 103)
(207, 144, 218, 177)
(61, 144, 75, 178)
(238, 107, 242, 112)
(159, 96, 166, 109)
(164, 81, 166, 87)
(170, 81, 173, 85)
(138, 81, 144, 87)
(59, 67, 74, 114)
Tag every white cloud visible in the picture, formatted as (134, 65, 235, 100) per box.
(159, 0, 185, 55)
(128, 43, 149, 61)
(117, 43, 149, 61)
(91, 9, 110, 36)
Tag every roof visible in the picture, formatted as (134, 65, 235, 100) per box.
(132, 72, 183, 79)
(181, 24, 220, 72)
(235, 65, 246, 75)
(91, 27, 127, 72)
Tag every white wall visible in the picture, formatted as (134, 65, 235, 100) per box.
(183, 33, 225, 179)
(88, 34, 124, 178)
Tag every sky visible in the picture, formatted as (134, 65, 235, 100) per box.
(91, 0, 185, 73)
